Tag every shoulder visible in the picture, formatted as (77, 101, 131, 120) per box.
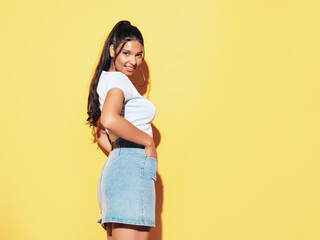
(100, 71, 131, 84)
(98, 71, 136, 101)
(98, 71, 132, 90)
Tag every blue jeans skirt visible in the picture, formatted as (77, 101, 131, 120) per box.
(96, 147, 157, 230)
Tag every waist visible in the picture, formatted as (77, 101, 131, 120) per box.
(107, 126, 153, 143)
(111, 137, 145, 150)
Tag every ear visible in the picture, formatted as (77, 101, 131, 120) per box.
(109, 44, 115, 58)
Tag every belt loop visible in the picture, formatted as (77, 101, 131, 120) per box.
(116, 137, 121, 156)
(118, 138, 122, 156)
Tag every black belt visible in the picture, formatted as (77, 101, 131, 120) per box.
(111, 137, 145, 150)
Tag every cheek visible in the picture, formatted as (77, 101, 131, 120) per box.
(116, 56, 126, 66)
(137, 59, 144, 67)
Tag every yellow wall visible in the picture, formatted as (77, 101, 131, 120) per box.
(1, 0, 319, 239)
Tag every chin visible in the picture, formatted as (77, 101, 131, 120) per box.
(124, 71, 134, 76)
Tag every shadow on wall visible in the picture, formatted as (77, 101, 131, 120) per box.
(151, 124, 163, 240)
(130, 60, 151, 97)
(131, 60, 164, 240)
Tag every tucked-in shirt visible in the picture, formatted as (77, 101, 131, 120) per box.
(96, 70, 156, 142)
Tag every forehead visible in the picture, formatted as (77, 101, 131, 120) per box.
(120, 40, 143, 52)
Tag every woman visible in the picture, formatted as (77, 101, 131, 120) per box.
(86, 20, 157, 240)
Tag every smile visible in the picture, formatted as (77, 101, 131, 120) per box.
(125, 65, 135, 71)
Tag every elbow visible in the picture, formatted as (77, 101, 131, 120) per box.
(100, 115, 117, 131)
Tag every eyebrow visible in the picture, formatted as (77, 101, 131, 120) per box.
(122, 48, 144, 54)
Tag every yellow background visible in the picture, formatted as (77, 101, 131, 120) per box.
(1, 0, 319, 239)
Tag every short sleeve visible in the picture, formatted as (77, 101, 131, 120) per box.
(106, 73, 132, 101)
(97, 72, 133, 110)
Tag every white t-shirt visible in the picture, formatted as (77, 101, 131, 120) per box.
(96, 70, 156, 142)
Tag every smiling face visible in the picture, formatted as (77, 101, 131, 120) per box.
(109, 40, 144, 76)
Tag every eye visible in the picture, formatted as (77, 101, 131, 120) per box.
(136, 53, 142, 57)
(122, 52, 129, 56)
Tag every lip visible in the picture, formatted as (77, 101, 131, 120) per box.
(125, 65, 135, 72)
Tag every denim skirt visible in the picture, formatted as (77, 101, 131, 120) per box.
(96, 147, 157, 230)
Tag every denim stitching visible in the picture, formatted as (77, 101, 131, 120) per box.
(97, 148, 156, 229)
(99, 155, 109, 219)
(100, 218, 155, 227)
(140, 155, 146, 224)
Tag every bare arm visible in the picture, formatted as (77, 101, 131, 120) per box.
(100, 88, 157, 158)
(95, 118, 112, 156)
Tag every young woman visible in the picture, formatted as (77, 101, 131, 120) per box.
(86, 20, 157, 240)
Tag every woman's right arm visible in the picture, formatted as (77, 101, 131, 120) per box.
(100, 88, 157, 158)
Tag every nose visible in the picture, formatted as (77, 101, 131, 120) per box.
(129, 55, 137, 66)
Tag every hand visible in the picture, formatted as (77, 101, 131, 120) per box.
(95, 117, 112, 154)
(145, 138, 157, 159)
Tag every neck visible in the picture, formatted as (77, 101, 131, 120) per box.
(108, 61, 116, 72)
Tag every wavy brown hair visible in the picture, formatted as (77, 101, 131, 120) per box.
(86, 20, 144, 143)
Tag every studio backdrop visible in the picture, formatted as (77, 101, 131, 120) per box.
(0, 0, 319, 240)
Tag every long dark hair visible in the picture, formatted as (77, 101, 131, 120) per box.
(86, 20, 144, 142)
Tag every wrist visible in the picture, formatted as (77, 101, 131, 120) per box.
(144, 135, 154, 147)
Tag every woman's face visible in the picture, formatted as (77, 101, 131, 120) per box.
(110, 40, 144, 76)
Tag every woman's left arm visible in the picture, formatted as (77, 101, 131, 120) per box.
(95, 118, 112, 156)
